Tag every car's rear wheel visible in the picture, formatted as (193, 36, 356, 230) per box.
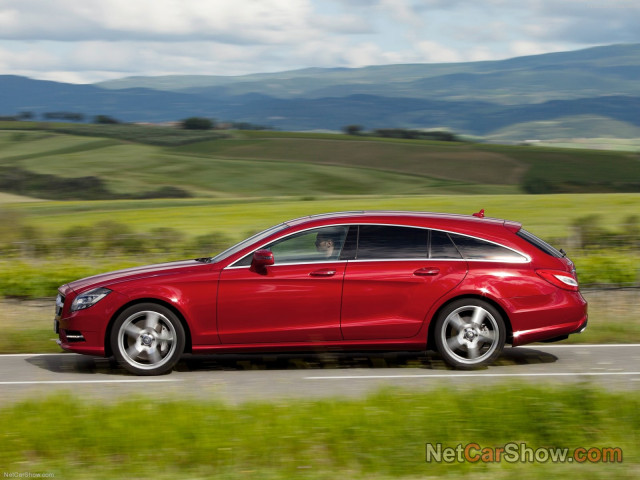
(434, 299, 505, 369)
(111, 303, 185, 376)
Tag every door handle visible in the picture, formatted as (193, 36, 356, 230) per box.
(309, 269, 337, 277)
(414, 267, 440, 276)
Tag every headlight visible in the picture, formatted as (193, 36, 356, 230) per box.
(71, 287, 112, 311)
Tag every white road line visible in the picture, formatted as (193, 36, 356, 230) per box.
(528, 344, 640, 348)
(306, 372, 640, 380)
(0, 353, 71, 357)
(0, 379, 181, 385)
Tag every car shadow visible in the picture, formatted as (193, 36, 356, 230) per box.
(26, 346, 558, 375)
(26, 354, 120, 374)
(177, 347, 558, 372)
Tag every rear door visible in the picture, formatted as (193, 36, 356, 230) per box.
(340, 226, 468, 340)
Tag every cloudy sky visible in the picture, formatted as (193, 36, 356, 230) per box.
(1, 0, 638, 84)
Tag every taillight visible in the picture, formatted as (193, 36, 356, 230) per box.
(536, 269, 579, 291)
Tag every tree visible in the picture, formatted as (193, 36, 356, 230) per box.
(43, 112, 85, 122)
(343, 125, 363, 135)
(182, 117, 214, 130)
(94, 115, 120, 124)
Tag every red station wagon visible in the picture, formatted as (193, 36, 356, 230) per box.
(55, 210, 588, 375)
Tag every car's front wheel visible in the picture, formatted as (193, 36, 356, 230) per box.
(110, 303, 185, 375)
(434, 299, 506, 369)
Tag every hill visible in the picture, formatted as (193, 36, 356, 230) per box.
(97, 44, 640, 104)
(0, 125, 639, 201)
(1, 44, 640, 138)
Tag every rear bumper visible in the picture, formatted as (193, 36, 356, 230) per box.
(512, 312, 588, 346)
(508, 290, 588, 346)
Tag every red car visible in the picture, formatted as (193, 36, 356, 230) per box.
(55, 210, 587, 375)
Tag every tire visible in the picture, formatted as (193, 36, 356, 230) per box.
(434, 299, 506, 369)
(110, 303, 185, 376)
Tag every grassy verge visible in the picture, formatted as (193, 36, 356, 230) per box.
(1, 385, 637, 479)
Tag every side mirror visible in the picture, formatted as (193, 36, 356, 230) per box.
(250, 249, 274, 272)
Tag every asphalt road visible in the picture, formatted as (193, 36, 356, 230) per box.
(1, 344, 639, 404)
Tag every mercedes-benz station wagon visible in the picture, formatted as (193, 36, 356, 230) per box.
(54, 210, 587, 375)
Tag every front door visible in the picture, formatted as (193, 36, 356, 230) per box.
(217, 226, 350, 344)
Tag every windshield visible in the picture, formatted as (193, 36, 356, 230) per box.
(209, 222, 290, 264)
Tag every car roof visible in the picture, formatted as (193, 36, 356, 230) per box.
(284, 210, 520, 230)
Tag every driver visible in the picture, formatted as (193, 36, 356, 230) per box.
(315, 229, 343, 258)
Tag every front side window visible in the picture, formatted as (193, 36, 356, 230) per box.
(236, 226, 350, 266)
(356, 225, 428, 260)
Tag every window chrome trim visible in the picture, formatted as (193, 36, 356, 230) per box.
(226, 260, 349, 269)
(224, 222, 531, 270)
(225, 224, 352, 269)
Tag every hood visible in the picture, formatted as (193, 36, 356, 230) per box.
(64, 259, 209, 294)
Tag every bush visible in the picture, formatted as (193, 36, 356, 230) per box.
(94, 115, 120, 124)
(181, 117, 214, 130)
(575, 253, 639, 286)
(570, 215, 640, 250)
(372, 128, 459, 141)
(149, 227, 185, 254)
(0, 167, 192, 200)
(41, 123, 228, 146)
(186, 232, 234, 257)
(522, 177, 558, 194)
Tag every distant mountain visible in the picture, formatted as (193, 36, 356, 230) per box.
(0, 75, 216, 121)
(97, 43, 640, 104)
(2, 43, 640, 138)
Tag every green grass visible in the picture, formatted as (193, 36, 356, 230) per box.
(1, 385, 638, 479)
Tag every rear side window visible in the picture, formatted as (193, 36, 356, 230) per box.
(429, 230, 462, 259)
(356, 225, 428, 259)
(449, 233, 527, 262)
(517, 229, 564, 258)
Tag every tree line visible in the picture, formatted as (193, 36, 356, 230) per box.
(1, 112, 271, 130)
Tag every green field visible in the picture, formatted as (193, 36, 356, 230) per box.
(1, 385, 637, 479)
(4, 193, 640, 240)
(1, 124, 640, 200)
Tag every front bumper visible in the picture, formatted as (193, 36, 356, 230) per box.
(54, 288, 129, 357)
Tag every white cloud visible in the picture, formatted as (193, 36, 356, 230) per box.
(0, 0, 319, 43)
(0, 0, 639, 83)
(415, 41, 463, 63)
